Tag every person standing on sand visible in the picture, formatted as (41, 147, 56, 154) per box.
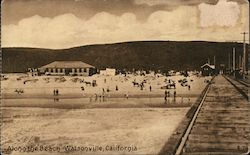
(188, 85, 191, 90)
(116, 85, 118, 91)
(90, 95, 92, 102)
(94, 93, 98, 101)
(173, 91, 176, 102)
(140, 83, 144, 90)
(164, 90, 167, 101)
(149, 85, 152, 92)
(99, 95, 102, 102)
(164, 90, 169, 104)
(102, 94, 105, 102)
(125, 92, 129, 99)
(167, 91, 170, 97)
(56, 89, 59, 96)
(102, 90, 105, 102)
(53, 89, 56, 96)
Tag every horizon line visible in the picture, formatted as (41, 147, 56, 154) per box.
(2, 40, 248, 50)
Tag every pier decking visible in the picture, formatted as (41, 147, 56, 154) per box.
(168, 75, 250, 155)
(182, 76, 250, 154)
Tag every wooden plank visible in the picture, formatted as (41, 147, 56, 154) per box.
(195, 119, 250, 124)
(188, 134, 249, 143)
(184, 142, 248, 153)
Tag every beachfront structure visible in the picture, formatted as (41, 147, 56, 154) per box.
(100, 68, 116, 76)
(38, 61, 96, 76)
(28, 68, 39, 76)
(201, 63, 215, 76)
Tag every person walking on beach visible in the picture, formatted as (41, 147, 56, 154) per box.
(81, 86, 85, 91)
(173, 91, 176, 102)
(94, 93, 98, 101)
(140, 83, 144, 90)
(125, 92, 129, 99)
(164, 90, 167, 101)
(149, 85, 152, 92)
(167, 91, 170, 97)
(102, 94, 105, 102)
(90, 95, 92, 102)
(56, 89, 59, 96)
(102, 90, 105, 102)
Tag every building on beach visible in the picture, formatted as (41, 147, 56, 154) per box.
(201, 63, 215, 76)
(38, 61, 96, 76)
(27, 68, 39, 76)
(100, 68, 116, 76)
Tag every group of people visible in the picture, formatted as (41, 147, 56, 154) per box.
(15, 89, 24, 94)
(53, 89, 59, 102)
(164, 90, 176, 101)
(90, 93, 107, 102)
(53, 89, 59, 96)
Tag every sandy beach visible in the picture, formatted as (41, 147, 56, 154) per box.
(2, 107, 188, 155)
(1, 73, 212, 99)
(1, 72, 211, 155)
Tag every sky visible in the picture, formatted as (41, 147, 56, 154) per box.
(2, 0, 249, 49)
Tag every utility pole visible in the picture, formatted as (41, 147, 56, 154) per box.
(214, 56, 216, 67)
(213, 55, 216, 74)
(241, 32, 248, 78)
(228, 53, 231, 72)
(239, 55, 242, 69)
(233, 48, 236, 77)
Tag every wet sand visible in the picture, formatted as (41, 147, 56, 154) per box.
(2, 107, 188, 155)
(2, 97, 195, 109)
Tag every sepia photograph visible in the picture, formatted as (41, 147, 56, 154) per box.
(1, 0, 249, 154)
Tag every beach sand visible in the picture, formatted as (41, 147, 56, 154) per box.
(1, 73, 210, 155)
(2, 107, 188, 155)
(1, 73, 212, 99)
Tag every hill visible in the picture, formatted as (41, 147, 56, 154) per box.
(1, 41, 246, 73)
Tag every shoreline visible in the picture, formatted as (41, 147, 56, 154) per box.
(1, 93, 200, 99)
(2, 94, 195, 109)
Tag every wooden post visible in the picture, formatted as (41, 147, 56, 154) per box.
(233, 48, 236, 77)
(214, 56, 216, 66)
(239, 55, 242, 69)
(241, 32, 248, 78)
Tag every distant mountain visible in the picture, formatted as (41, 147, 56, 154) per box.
(2, 41, 247, 73)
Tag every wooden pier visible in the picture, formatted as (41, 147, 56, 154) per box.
(161, 75, 250, 155)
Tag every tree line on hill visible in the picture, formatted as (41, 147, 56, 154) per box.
(2, 41, 246, 73)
